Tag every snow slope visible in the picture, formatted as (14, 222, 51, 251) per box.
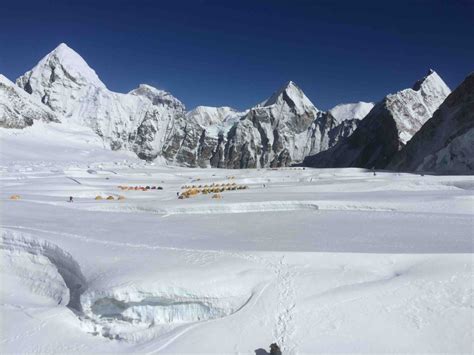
(0, 136, 472, 353)
(0, 74, 59, 128)
(328, 101, 374, 123)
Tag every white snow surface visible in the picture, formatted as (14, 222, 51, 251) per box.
(185, 105, 246, 138)
(328, 101, 374, 123)
(0, 124, 472, 354)
(186, 106, 239, 127)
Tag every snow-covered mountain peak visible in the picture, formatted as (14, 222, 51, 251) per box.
(261, 81, 318, 114)
(383, 70, 451, 144)
(129, 84, 185, 111)
(411, 69, 450, 95)
(17, 43, 106, 91)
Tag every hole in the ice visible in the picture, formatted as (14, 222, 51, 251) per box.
(90, 296, 228, 324)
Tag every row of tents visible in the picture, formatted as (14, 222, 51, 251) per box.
(118, 185, 163, 191)
(178, 184, 248, 199)
(181, 182, 243, 189)
(95, 195, 125, 200)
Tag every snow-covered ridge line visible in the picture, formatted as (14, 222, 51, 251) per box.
(4, 42, 468, 172)
(4, 43, 381, 168)
(85, 200, 398, 216)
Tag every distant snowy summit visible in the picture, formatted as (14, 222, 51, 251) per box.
(1, 43, 472, 173)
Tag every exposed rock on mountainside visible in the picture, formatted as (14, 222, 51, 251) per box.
(303, 70, 451, 169)
(388, 73, 474, 174)
(218, 81, 319, 168)
(0, 74, 58, 129)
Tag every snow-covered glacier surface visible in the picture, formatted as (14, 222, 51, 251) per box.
(0, 124, 472, 353)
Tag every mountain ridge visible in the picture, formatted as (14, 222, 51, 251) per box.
(2, 43, 468, 173)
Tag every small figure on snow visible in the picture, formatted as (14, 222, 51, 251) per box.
(69, 196, 74, 203)
(372, 166, 376, 176)
(270, 343, 282, 355)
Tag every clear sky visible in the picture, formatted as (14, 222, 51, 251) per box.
(0, 0, 473, 111)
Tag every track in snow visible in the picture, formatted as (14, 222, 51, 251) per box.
(273, 256, 297, 354)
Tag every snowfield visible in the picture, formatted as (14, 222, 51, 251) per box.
(0, 124, 473, 354)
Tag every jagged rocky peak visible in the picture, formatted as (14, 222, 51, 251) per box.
(412, 69, 448, 93)
(260, 80, 318, 114)
(388, 72, 474, 173)
(384, 69, 451, 144)
(407, 69, 451, 112)
(129, 84, 185, 111)
(17, 43, 105, 93)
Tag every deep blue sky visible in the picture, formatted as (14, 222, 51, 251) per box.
(0, 0, 473, 110)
